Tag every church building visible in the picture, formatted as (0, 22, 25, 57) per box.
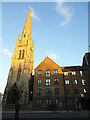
(3, 9, 34, 105)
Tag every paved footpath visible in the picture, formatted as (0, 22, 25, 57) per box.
(1, 111, 90, 120)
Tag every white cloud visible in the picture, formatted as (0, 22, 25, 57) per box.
(48, 53, 60, 60)
(24, 7, 41, 22)
(55, 1, 74, 27)
(0, 49, 12, 58)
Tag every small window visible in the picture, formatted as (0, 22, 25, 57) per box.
(66, 89, 71, 94)
(38, 70, 42, 76)
(46, 99, 51, 104)
(54, 78, 59, 85)
(64, 72, 68, 76)
(55, 88, 59, 95)
(56, 99, 59, 104)
(73, 79, 78, 85)
(65, 80, 69, 85)
(74, 89, 79, 94)
(54, 69, 58, 75)
(46, 79, 51, 86)
(46, 88, 51, 96)
(67, 99, 72, 104)
(37, 88, 42, 96)
(72, 71, 76, 75)
(46, 70, 50, 77)
(37, 99, 42, 104)
(82, 79, 86, 85)
(38, 79, 42, 85)
(83, 89, 87, 94)
(80, 71, 83, 76)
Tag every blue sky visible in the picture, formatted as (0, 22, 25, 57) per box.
(0, 2, 88, 93)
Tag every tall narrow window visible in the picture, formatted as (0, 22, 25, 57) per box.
(80, 71, 83, 76)
(38, 79, 42, 85)
(37, 99, 42, 104)
(66, 89, 71, 94)
(74, 89, 79, 94)
(19, 50, 21, 59)
(54, 78, 59, 85)
(55, 88, 59, 95)
(82, 79, 86, 85)
(22, 50, 25, 59)
(46, 88, 51, 96)
(38, 70, 42, 76)
(73, 79, 78, 85)
(54, 69, 58, 75)
(37, 88, 42, 96)
(16, 69, 21, 81)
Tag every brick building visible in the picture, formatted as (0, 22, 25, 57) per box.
(33, 57, 88, 110)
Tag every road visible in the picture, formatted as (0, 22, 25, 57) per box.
(1, 111, 89, 120)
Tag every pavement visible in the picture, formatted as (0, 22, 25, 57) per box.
(1, 110, 90, 120)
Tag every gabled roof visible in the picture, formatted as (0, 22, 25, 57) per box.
(34, 57, 61, 70)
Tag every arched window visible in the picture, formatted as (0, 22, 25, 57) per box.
(16, 69, 21, 81)
(27, 40, 28, 44)
(19, 50, 21, 59)
(22, 50, 25, 59)
(24, 34, 26, 38)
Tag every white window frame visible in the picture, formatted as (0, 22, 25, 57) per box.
(64, 72, 68, 76)
(38, 79, 42, 85)
(80, 71, 83, 76)
(72, 71, 76, 75)
(46, 79, 51, 86)
(65, 80, 70, 85)
(82, 79, 86, 85)
(54, 69, 58, 75)
(73, 79, 78, 85)
(46, 70, 50, 77)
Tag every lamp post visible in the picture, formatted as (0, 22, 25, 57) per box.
(62, 72, 68, 112)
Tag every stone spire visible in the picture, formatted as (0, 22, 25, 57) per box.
(21, 9, 32, 41)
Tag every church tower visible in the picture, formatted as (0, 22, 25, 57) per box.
(3, 9, 34, 104)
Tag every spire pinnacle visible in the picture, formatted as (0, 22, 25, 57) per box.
(28, 8, 31, 18)
(21, 9, 32, 41)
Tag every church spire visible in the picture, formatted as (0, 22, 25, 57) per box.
(21, 9, 32, 41)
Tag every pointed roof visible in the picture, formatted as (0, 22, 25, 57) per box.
(21, 9, 32, 39)
(34, 57, 61, 71)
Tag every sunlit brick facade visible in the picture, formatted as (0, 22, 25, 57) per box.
(33, 57, 88, 110)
